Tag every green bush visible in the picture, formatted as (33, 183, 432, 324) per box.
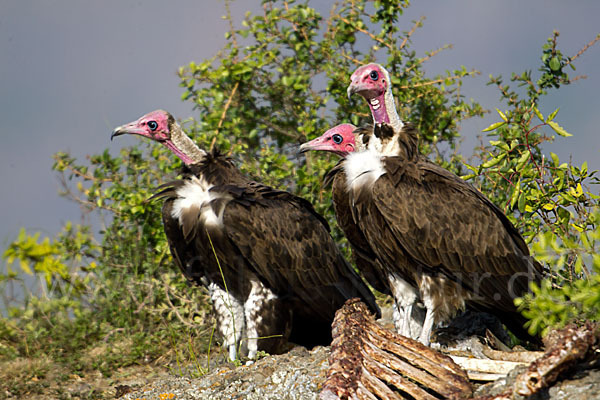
(1, 1, 599, 379)
(464, 31, 600, 336)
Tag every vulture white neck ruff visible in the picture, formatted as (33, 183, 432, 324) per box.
(344, 149, 386, 192)
(171, 175, 230, 229)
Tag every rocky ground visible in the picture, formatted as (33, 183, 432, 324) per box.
(113, 346, 600, 400)
(119, 346, 330, 400)
(4, 343, 598, 400)
(3, 306, 599, 400)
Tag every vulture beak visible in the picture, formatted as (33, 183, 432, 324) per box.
(298, 141, 313, 154)
(347, 78, 381, 102)
(347, 82, 357, 101)
(299, 136, 334, 154)
(111, 122, 144, 141)
(110, 126, 126, 141)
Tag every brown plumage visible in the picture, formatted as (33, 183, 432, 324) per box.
(323, 128, 390, 296)
(302, 124, 426, 338)
(112, 110, 380, 360)
(349, 123, 542, 344)
(302, 119, 542, 345)
(340, 62, 543, 345)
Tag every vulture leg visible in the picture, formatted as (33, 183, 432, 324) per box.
(401, 304, 414, 337)
(392, 302, 413, 337)
(208, 282, 246, 360)
(418, 304, 436, 346)
(393, 302, 425, 340)
(243, 278, 288, 360)
(388, 273, 421, 339)
(392, 302, 403, 332)
(243, 281, 261, 361)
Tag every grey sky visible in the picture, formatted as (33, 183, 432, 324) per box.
(1, 1, 599, 267)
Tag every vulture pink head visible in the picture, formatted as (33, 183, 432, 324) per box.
(111, 109, 173, 142)
(112, 110, 202, 165)
(299, 124, 358, 158)
(347, 63, 394, 125)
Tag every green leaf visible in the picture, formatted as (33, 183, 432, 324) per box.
(547, 108, 559, 122)
(510, 178, 521, 209)
(533, 106, 544, 121)
(489, 140, 510, 151)
(481, 153, 506, 168)
(462, 162, 478, 173)
(571, 223, 584, 233)
(20, 260, 33, 275)
(560, 192, 577, 203)
(542, 203, 555, 211)
(548, 120, 572, 137)
(496, 108, 508, 122)
(581, 161, 588, 175)
(516, 150, 531, 170)
(482, 121, 505, 132)
(549, 57, 561, 71)
(569, 183, 583, 198)
(517, 191, 526, 213)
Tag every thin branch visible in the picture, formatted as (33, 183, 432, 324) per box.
(224, 0, 239, 59)
(567, 33, 600, 66)
(260, 117, 299, 139)
(569, 75, 588, 84)
(404, 44, 454, 75)
(399, 16, 425, 50)
(59, 162, 113, 183)
(163, 281, 198, 328)
(57, 174, 121, 215)
(339, 16, 392, 50)
(324, 1, 340, 42)
(339, 50, 363, 65)
(215, 81, 240, 137)
(398, 73, 467, 90)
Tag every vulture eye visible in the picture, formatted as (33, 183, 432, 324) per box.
(332, 134, 343, 144)
(369, 70, 379, 81)
(147, 121, 158, 131)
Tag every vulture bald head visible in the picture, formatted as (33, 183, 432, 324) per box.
(299, 123, 370, 157)
(111, 109, 205, 165)
(347, 63, 404, 134)
(111, 109, 174, 142)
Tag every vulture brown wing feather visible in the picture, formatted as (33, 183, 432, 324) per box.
(160, 199, 203, 284)
(418, 161, 534, 258)
(221, 183, 380, 323)
(371, 156, 540, 311)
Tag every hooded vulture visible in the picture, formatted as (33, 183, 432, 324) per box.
(300, 124, 426, 339)
(111, 110, 380, 360)
(303, 63, 542, 345)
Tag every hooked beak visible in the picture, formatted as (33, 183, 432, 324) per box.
(298, 141, 312, 154)
(347, 79, 382, 102)
(347, 82, 358, 101)
(110, 126, 126, 141)
(299, 135, 348, 156)
(110, 122, 144, 141)
(299, 137, 328, 154)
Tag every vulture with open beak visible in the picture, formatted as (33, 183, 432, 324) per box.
(302, 62, 542, 345)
